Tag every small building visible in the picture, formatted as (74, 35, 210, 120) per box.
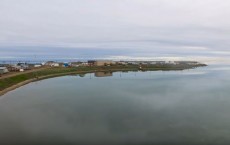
(45, 61, 55, 66)
(81, 62, 89, 66)
(0, 67, 9, 74)
(28, 63, 42, 68)
(70, 62, 84, 67)
(71, 62, 89, 67)
(62, 62, 71, 67)
(166, 61, 176, 65)
(88, 60, 96, 66)
(17, 63, 29, 70)
(117, 61, 128, 65)
(45, 61, 60, 67)
(51, 63, 60, 67)
(34, 64, 42, 68)
(127, 61, 139, 65)
(7, 65, 21, 72)
(88, 60, 114, 66)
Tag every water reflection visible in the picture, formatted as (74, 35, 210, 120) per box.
(0, 65, 230, 145)
(95, 72, 113, 77)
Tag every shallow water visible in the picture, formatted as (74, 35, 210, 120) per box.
(0, 65, 230, 145)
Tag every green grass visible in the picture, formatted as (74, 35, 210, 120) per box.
(0, 74, 30, 90)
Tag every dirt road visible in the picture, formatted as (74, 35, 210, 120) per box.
(0, 67, 49, 79)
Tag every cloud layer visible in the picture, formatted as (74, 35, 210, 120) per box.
(0, 0, 230, 63)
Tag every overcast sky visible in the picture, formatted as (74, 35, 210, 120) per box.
(0, 0, 230, 63)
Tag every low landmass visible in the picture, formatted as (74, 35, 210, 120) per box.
(0, 60, 207, 96)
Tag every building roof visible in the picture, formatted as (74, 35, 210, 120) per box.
(0, 67, 7, 69)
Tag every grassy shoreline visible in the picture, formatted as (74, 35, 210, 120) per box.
(0, 64, 206, 96)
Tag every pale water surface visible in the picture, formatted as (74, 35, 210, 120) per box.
(0, 65, 230, 145)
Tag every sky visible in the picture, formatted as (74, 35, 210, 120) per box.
(0, 0, 230, 64)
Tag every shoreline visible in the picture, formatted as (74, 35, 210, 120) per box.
(0, 65, 207, 96)
(0, 68, 137, 96)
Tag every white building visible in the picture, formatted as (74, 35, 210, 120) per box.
(51, 63, 60, 67)
(0, 67, 9, 74)
(34, 64, 42, 68)
(45, 61, 60, 67)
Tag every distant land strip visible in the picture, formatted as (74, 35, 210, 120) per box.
(0, 63, 207, 96)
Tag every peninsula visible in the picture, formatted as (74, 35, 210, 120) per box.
(0, 60, 207, 96)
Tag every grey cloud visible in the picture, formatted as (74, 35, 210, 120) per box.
(0, 0, 230, 63)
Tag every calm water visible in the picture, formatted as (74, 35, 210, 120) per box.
(0, 65, 230, 145)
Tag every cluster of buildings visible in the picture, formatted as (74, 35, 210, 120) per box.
(0, 60, 201, 76)
(0, 60, 114, 75)
(0, 63, 29, 75)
